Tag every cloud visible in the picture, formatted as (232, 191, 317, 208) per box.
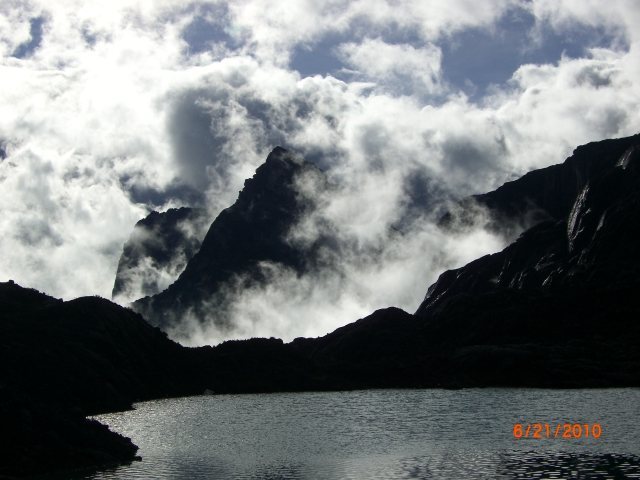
(530, 0, 640, 45)
(337, 38, 443, 96)
(0, 0, 639, 344)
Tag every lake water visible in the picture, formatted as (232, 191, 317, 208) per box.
(77, 389, 640, 479)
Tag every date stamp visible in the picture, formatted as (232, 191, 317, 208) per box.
(513, 423, 603, 439)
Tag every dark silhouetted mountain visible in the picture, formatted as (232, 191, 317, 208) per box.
(0, 280, 205, 477)
(396, 134, 640, 387)
(200, 134, 640, 391)
(1, 386, 138, 478)
(133, 147, 329, 333)
(135, 135, 640, 393)
(0, 282, 203, 416)
(443, 134, 640, 234)
(112, 207, 208, 303)
(417, 136, 640, 317)
(477, 134, 640, 220)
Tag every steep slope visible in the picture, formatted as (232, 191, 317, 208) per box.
(438, 133, 640, 248)
(112, 207, 208, 303)
(418, 136, 640, 317)
(133, 147, 328, 334)
(398, 134, 640, 387)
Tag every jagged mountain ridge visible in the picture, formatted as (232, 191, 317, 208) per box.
(112, 206, 208, 303)
(455, 134, 640, 231)
(128, 135, 640, 341)
(133, 146, 329, 333)
(417, 135, 640, 317)
(304, 133, 640, 388)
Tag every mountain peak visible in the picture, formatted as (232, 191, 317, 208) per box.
(417, 132, 640, 318)
(133, 148, 327, 336)
(112, 207, 209, 304)
(261, 146, 304, 170)
(268, 145, 288, 157)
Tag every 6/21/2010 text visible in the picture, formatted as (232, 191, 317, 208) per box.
(513, 423, 602, 439)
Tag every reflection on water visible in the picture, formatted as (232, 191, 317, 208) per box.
(78, 451, 640, 480)
(497, 451, 640, 479)
(76, 389, 640, 480)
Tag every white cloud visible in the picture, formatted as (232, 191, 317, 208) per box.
(337, 38, 443, 96)
(530, 0, 640, 45)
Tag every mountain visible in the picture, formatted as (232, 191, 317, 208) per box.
(418, 135, 640, 316)
(133, 147, 329, 334)
(1, 386, 139, 478)
(112, 207, 208, 304)
(0, 280, 203, 477)
(202, 133, 640, 391)
(0, 281, 202, 416)
(404, 134, 640, 386)
(134, 135, 640, 390)
(443, 134, 640, 234)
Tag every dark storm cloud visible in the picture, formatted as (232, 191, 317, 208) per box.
(167, 89, 224, 190)
(125, 181, 205, 209)
(441, 134, 509, 191)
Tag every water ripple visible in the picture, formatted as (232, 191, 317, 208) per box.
(73, 389, 640, 480)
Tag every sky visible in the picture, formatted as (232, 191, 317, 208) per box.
(1, 1, 639, 343)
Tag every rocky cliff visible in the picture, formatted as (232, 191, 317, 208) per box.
(112, 207, 208, 304)
(133, 147, 329, 334)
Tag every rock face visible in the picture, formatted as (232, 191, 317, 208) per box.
(479, 134, 640, 227)
(133, 147, 328, 334)
(112, 207, 208, 304)
(417, 135, 640, 317)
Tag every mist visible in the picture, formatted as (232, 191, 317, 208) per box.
(162, 160, 510, 346)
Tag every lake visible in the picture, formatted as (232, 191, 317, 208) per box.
(76, 389, 640, 479)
